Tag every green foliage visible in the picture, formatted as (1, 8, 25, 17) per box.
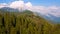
(0, 10, 60, 34)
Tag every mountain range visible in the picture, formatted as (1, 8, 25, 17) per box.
(0, 7, 60, 23)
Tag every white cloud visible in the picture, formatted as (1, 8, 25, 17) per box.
(30, 6, 60, 17)
(0, 0, 60, 17)
(48, 6, 59, 10)
(9, 0, 32, 11)
(9, 1, 24, 9)
(25, 2, 32, 9)
(48, 6, 60, 17)
(0, 3, 7, 8)
(31, 6, 49, 15)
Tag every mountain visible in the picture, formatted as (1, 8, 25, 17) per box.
(0, 7, 19, 12)
(0, 7, 60, 23)
(0, 9, 60, 34)
(44, 14, 60, 23)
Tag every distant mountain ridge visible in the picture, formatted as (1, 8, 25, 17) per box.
(45, 14, 60, 23)
(0, 7, 19, 12)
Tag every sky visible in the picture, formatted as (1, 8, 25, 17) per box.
(0, 0, 60, 6)
(0, 0, 60, 17)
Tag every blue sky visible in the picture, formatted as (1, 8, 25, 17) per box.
(0, 0, 60, 6)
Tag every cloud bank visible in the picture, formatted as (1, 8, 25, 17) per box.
(0, 3, 8, 8)
(0, 0, 60, 17)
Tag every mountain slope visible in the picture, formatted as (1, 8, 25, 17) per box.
(0, 10, 58, 34)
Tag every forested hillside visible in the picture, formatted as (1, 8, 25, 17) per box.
(0, 10, 60, 34)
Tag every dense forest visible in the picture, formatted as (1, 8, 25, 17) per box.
(0, 10, 60, 34)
